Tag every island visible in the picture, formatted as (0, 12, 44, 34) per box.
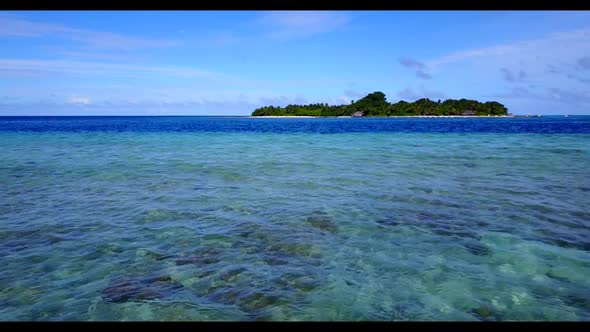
(251, 91, 509, 117)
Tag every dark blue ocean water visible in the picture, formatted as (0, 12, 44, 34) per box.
(1, 116, 590, 134)
(1, 116, 589, 321)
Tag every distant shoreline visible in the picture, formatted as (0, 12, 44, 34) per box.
(251, 92, 511, 117)
(250, 115, 516, 118)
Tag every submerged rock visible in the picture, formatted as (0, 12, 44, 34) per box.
(238, 231, 255, 238)
(268, 242, 322, 259)
(175, 247, 221, 266)
(287, 276, 319, 292)
(274, 269, 320, 291)
(545, 268, 577, 283)
(136, 248, 173, 261)
(473, 306, 491, 317)
(245, 308, 280, 321)
(546, 237, 590, 252)
(196, 268, 217, 279)
(208, 287, 243, 305)
(219, 267, 247, 282)
(208, 287, 286, 313)
(0, 300, 10, 310)
(232, 240, 265, 255)
(305, 215, 338, 233)
(376, 218, 398, 227)
(241, 245, 263, 255)
(307, 258, 323, 266)
(263, 256, 289, 266)
(430, 226, 482, 241)
(471, 306, 502, 321)
(46, 234, 66, 244)
(102, 274, 183, 303)
(138, 209, 203, 223)
(464, 240, 492, 256)
(561, 293, 590, 308)
(175, 256, 220, 266)
(237, 291, 285, 312)
(416, 211, 452, 222)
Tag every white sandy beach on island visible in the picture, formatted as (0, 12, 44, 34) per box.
(250, 116, 320, 118)
(250, 115, 515, 118)
(387, 115, 515, 118)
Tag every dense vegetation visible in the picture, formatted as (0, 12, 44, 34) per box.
(251, 91, 508, 116)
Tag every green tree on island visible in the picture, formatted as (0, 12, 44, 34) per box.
(251, 91, 508, 117)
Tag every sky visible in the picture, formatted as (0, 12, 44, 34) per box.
(0, 10, 589, 115)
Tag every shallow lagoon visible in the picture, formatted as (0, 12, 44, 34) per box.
(0, 116, 589, 321)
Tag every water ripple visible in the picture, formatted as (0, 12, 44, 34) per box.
(0, 118, 589, 320)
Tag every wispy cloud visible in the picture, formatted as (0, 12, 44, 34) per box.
(344, 89, 364, 98)
(500, 67, 526, 83)
(0, 59, 224, 80)
(547, 87, 590, 105)
(397, 86, 446, 101)
(490, 87, 540, 99)
(399, 57, 431, 80)
(67, 96, 90, 105)
(334, 95, 356, 105)
(546, 64, 559, 74)
(399, 57, 426, 70)
(490, 86, 590, 105)
(0, 16, 179, 50)
(56, 50, 138, 61)
(578, 56, 590, 70)
(258, 11, 350, 40)
(0, 98, 260, 116)
(259, 95, 291, 107)
(254, 94, 350, 107)
(293, 95, 308, 104)
(398, 28, 590, 86)
(0, 92, 333, 116)
(425, 28, 590, 70)
(567, 74, 590, 84)
(399, 27, 590, 111)
(415, 71, 432, 80)
(200, 31, 242, 48)
(544, 60, 590, 84)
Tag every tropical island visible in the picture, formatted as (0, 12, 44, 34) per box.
(251, 91, 509, 117)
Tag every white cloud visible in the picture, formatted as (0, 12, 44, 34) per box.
(259, 11, 350, 40)
(425, 28, 590, 71)
(67, 96, 90, 105)
(0, 15, 179, 50)
(396, 27, 590, 113)
(335, 95, 353, 105)
(344, 89, 364, 98)
(397, 86, 446, 102)
(200, 31, 241, 48)
(56, 50, 137, 61)
(0, 98, 259, 116)
(489, 86, 590, 106)
(0, 58, 225, 80)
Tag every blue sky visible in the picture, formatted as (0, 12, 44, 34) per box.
(0, 10, 589, 115)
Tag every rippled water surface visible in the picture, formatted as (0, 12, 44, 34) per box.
(1, 116, 589, 321)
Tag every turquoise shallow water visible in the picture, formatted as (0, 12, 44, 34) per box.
(1, 117, 590, 321)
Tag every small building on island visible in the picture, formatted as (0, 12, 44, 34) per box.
(351, 111, 364, 117)
(462, 110, 477, 116)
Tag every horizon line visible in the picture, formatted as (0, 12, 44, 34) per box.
(1, 114, 588, 117)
